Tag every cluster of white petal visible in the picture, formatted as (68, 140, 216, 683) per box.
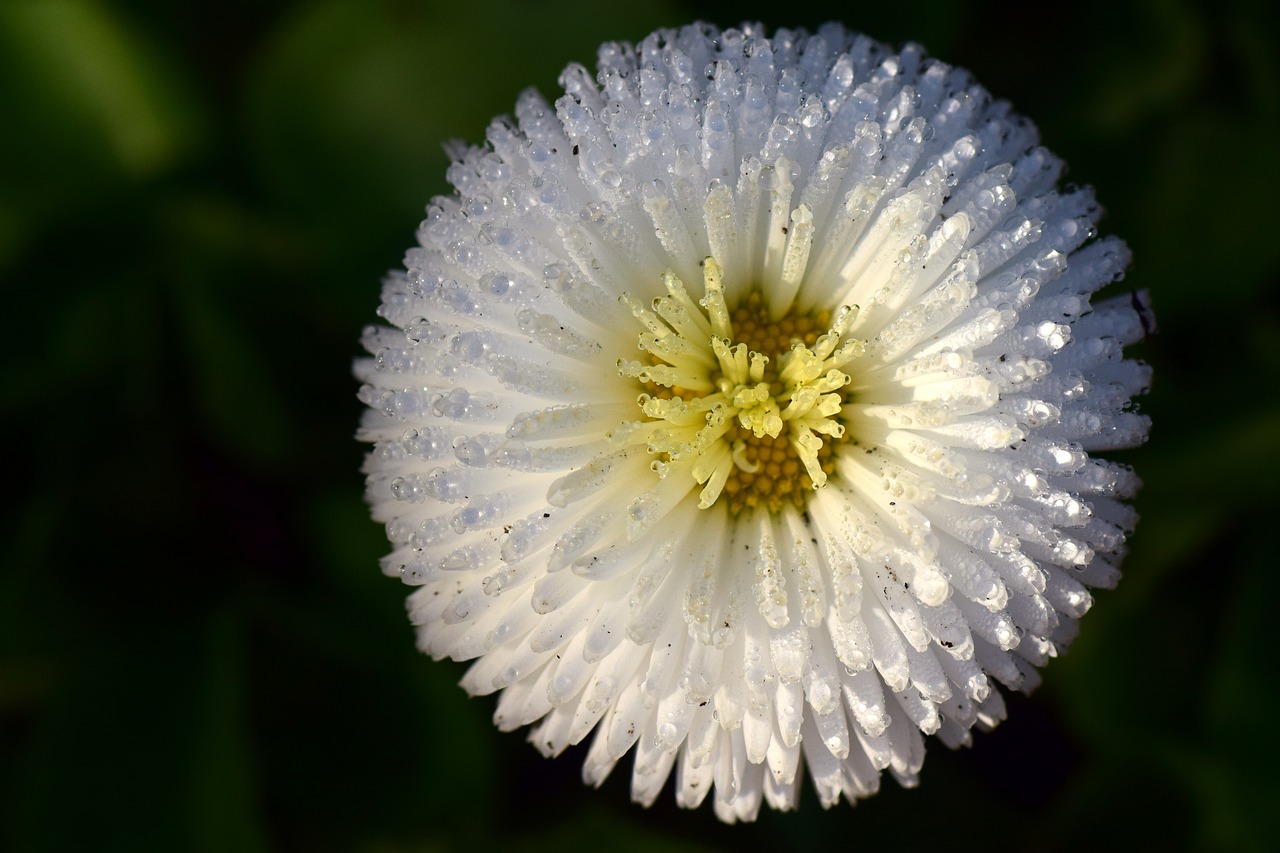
(355, 22, 1151, 822)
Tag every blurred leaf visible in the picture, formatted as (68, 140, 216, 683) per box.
(244, 0, 681, 240)
(245, 581, 499, 850)
(306, 487, 398, 603)
(188, 607, 268, 853)
(0, 0, 203, 268)
(1195, 524, 1280, 851)
(6, 622, 206, 851)
(172, 227, 295, 467)
(1228, 0, 1280, 120)
(1137, 116, 1279, 317)
(1086, 0, 1205, 133)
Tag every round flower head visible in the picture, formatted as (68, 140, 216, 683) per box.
(356, 22, 1151, 822)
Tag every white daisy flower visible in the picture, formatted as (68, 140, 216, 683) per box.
(355, 22, 1152, 822)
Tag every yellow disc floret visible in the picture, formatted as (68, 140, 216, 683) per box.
(617, 258, 864, 515)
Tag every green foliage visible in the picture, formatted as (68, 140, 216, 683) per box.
(2, 0, 1276, 850)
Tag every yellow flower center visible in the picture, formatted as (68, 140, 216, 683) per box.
(617, 258, 863, 515)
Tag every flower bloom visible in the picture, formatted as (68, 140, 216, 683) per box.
(356, 22, 1151, 821)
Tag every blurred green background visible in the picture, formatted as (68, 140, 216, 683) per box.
(2, 0, 1276, 850)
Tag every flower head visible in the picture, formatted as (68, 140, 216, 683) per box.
(356, 22, 1151, 821)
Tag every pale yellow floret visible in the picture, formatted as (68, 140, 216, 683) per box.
(620, 257, 863, 515)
